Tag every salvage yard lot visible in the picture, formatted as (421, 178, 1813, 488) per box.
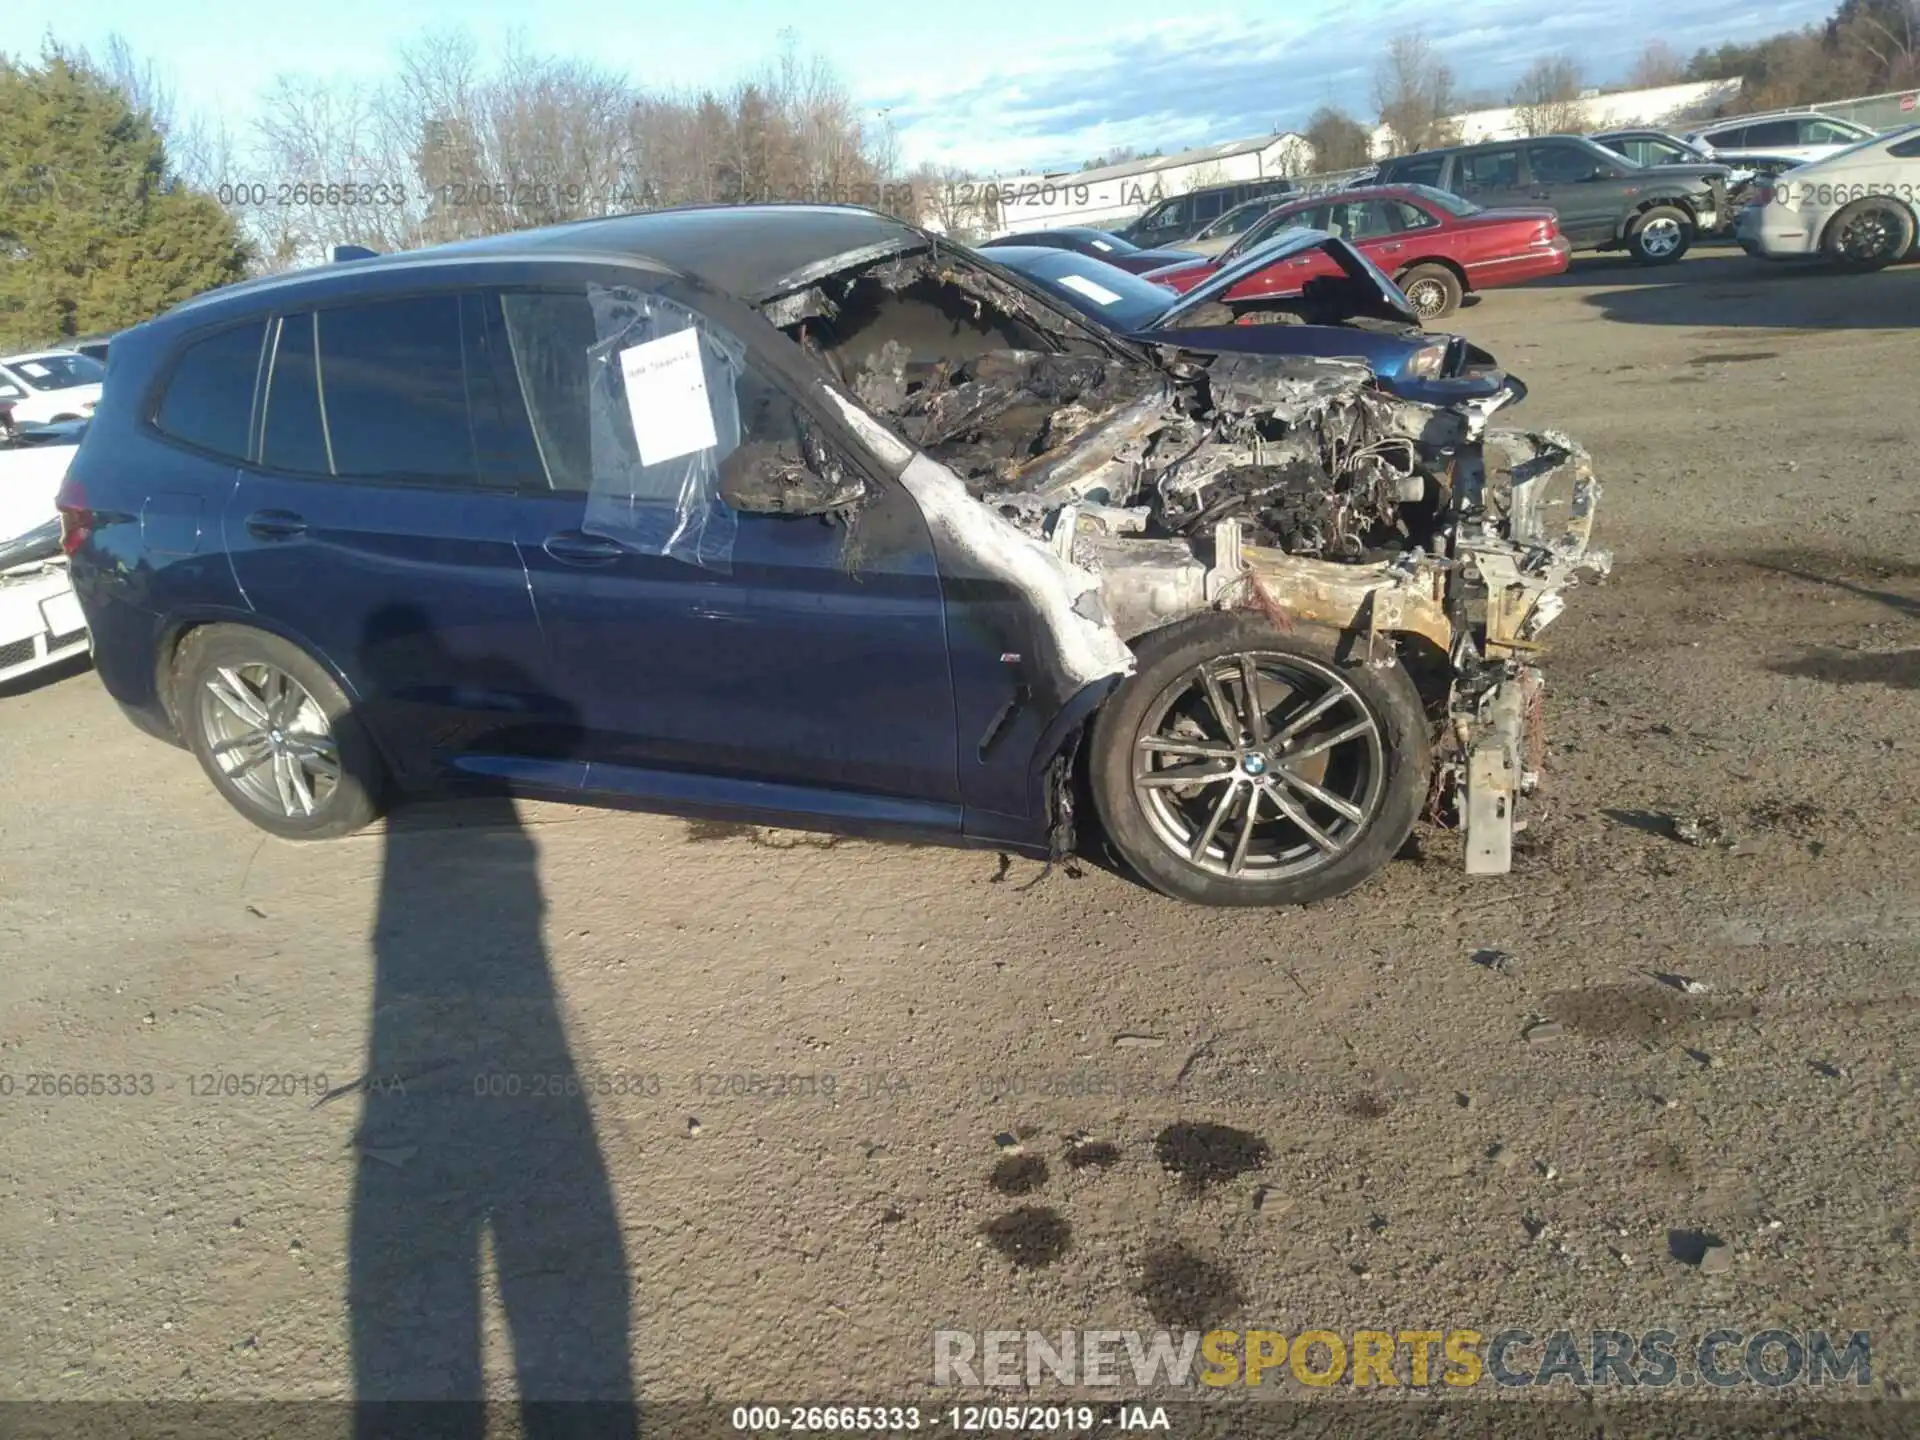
(2, 248, 1917, 1405)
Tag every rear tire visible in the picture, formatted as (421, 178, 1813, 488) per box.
(1088, 614, 1429, 907)
(1626, 206, 1691, 264)
(1397, 263, 1463, 319)
(176, 625, 382, 840)
(1824, 198, 1915, 272)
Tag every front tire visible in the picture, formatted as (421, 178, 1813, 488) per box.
(1397, 263, 1463, 319)
(176, 625, 382, 839)
(1824, 198, 1915, 272)
(1626, 205, 1692, 264)
(1088, 615, 1430, 907)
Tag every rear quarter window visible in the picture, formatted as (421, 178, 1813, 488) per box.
(152, 320, 268, 461)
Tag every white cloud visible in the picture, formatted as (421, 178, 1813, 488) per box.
(870, 0, 1834, 173)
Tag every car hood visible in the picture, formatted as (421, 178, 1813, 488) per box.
(1158, 230, 1421, 327)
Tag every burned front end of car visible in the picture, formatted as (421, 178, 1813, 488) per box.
(768, 244, 1610, 875)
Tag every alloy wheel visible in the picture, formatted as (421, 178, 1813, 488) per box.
(198, 662, 341, 820)
(1130, 652, 1386, 882)
(1839, 208, 1898, 262)
(1638, 216, 1683, 257)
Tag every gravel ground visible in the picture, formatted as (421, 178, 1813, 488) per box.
(1, 248, 1916, 1424)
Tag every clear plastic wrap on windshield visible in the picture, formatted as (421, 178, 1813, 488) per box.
(581, 285, 744, 571)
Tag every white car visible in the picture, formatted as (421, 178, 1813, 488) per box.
(1734, 122, 1920, 268)
(0, 420, 88, 686)
(0, 350, 106, 426)
(1686, 111, 1880, 167)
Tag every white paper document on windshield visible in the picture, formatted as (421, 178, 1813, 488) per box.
(619, 327, 720, 466)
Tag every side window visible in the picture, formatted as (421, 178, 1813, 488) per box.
(314, 295, 475, 482)
(496, 290, 600, 492)
(1145, 197, 1187, 231)
(1805, 118, 1858, 144)
(1189, 191, 1227, 224)
(153, 319, 266, 460)
(1742, 119, 1799, 147)
(1396, 155, 1446, 187)
(260, 313, 330, 474)
(490, 282, 801, 569)
(1705, 124, 1748, 148)
(1890, 134, 1920, 159)
(1458, 148, 1520, 187)
(1386, 199, 1438, 231)
(1526, 142, 1605, 184)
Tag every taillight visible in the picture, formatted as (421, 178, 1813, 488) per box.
(57, 481, 91, 556)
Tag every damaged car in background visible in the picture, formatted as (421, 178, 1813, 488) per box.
(978, 230, 1520, 409)
(67, 205, 1607, 907)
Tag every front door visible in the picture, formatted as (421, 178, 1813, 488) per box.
(467, 277, 962, 828)
(1522, 140, 1621, 246)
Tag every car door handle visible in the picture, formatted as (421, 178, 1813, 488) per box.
(1377, 242, 1401, 253)
(1531, 190, 1552, 199)
(244, 509, 307, 540)
(542, 531, 628, 565)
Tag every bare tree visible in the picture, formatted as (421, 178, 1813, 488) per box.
(1372, 33, 1460, 155)
(1303, 105, 1374, 171)
(1625, 40, 1686, 89)
(1512, 54, 1589, 136)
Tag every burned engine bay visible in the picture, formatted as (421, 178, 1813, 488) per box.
(768, 247, 1613, 873)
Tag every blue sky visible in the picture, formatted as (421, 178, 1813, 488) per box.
(2, 0, 1837, 174)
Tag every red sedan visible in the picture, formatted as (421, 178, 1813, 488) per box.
(1142, 184, 1571, 319)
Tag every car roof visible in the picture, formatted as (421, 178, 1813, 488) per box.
(0, 350, 86, 364)
(1694, 109, 1866, 129)
(161, 204, 931, 323)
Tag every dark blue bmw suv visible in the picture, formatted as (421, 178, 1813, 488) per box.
(61, 204, 1603, 906)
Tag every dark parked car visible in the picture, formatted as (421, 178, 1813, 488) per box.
(980, 235, 1522, 409)
(1119, 177, 1297, 250)
(1589, 128, 1717, 168)
(977, 227, 1204, 274)
(61, 205, 1606, 906)
(1374, 135, 1730, 263)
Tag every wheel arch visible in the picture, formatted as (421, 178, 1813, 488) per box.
(1815, 194, 1920, 255)
(158, 615, 396, 777)
(1395, 255, 1471, 294)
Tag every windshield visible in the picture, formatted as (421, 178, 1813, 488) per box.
(1405, 185, 1482, 217)
(3, 353, 105, 391)
(978, 248, 1177, 333)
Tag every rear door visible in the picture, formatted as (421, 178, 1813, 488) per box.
(481, 274, 962, 826)
(1522, 140, 1622, 245)
(223, 291, 564, 789)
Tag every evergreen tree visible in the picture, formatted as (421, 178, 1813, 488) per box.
(0, 45, 248, 348)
